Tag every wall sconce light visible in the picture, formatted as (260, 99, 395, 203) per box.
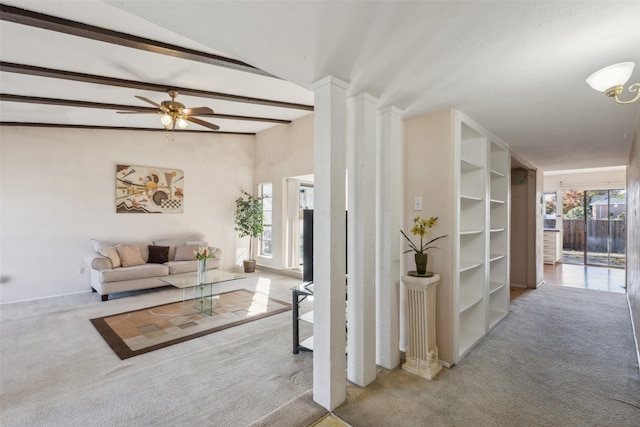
(586, 62, 640, 104)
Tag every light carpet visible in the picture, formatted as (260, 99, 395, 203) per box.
(0, 271, 321, 426)
(333, 285, 640, 426)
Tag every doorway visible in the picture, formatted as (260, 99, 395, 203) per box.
(562, 189, 626, 268)
(285, 178, 314, 271)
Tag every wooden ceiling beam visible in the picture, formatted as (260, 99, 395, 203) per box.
(0, 94, 293, 124)
(0, 62, 313, 111)
(0, 3, 273, 78)
(0, 122, 255, 135)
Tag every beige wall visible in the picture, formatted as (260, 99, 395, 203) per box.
(0, 127, 254, 303)
(403, 109, 456, 363)
(626, 119, 640, 367)
(254, 114, 314, 271)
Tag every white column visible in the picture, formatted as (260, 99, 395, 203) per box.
(312, 75, 348, 411)
(376, 105, 403, 369)
(347, 93, 378, 387)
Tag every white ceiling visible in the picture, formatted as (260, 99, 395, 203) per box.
(2, 1, 640, 172)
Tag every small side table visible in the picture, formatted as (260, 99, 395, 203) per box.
(292, 282, 314, 354)
(401, 274, 442, 380)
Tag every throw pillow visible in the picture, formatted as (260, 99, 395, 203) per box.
(174, 244, 199, 261)
(148, 245, 170, 264)
(115, 244, 146, 267)
(98, 246, 121, 268)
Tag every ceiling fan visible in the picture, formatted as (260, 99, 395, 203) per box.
(118, 90, 220, 131)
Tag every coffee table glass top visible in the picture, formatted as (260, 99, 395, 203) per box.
(159, 269, 244, 289)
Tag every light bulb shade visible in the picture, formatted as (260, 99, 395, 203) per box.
(176, 117, 188, 129)
(586, 62, 635, 92)
(160, 114, 173, 126)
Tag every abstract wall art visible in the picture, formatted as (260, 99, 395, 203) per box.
(116, 164, 184, 213)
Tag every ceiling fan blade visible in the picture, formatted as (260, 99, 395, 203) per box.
(186, 115, 220, 131)
(116, 110, 161, 114)
(135, 95, 168, 112)
(182, 106, 214, 116)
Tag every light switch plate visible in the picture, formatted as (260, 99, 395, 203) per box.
(414, 196, 423, 211)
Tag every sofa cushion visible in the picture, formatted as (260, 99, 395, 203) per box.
(148, 245, 170, 264)
(92, 239, 152, 262)
(98, 246, 121, 268)
(100, 264, 169, 283)
(153, 234, 205, 260)
(115, 244, 146, 267)
(174, 245, 199, 261)
(165, 258, 220, 275)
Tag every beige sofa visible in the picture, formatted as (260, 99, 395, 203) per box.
(84, 234, 221, 301)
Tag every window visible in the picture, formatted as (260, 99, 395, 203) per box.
(544, 192, 557, 229)
(259, 183, 273, 256)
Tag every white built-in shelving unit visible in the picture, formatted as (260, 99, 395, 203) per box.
(488, 141, 510, 330)
(457, 123, 488, 358)
(455, 116, 511, 362)
(406, 109, 510, 366)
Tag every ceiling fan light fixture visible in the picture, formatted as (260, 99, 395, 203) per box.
(176, 117, 188, 129)
(123, 91, 218, 131)
(586, 62, 639, 104)
(160, 113, 173, 126)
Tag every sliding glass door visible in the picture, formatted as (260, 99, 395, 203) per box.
(586, 189, 626, 267)
(586, 190, 609, 266)
(562, 189, 626, 267)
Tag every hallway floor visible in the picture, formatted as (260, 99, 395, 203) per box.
(543, 263, 626, 293)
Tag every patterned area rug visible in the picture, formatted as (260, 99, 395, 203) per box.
(91, 289, 291, 359)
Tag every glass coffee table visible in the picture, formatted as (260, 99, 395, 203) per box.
(159, 270, 244, 316)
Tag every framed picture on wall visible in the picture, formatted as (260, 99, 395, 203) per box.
(115, 164, 184, 213)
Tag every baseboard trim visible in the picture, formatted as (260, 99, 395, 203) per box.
(255, 264, 303, 279)
(626, 294, 640, 373)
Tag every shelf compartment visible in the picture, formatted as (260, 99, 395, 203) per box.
(490, 169, 505, 177)
(460, 260, 483, 272)
(458, 301, 485, 358)
(489, 253, 505, 262)
(489, 309, 508, 329)
(490, 228, 505, 233)
(299, 336, 314, 351)
(489, 290, 509, 329)
(459, 292, 483, 313)
(461, 196, 485, 231)
(490, 198, 505, 204)
(461, 158, 483, 171)
(460, 229, 483, 235)
(299, 311, 314, 324)
(459, 261, 485, 315)
(490, 281, 505, 294)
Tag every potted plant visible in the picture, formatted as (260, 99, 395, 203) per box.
(234, 190, 265, 273)
(401, 216, 447, 276)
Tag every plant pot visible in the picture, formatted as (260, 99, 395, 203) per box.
(414, 253, 428, 275)
(243, 259, 256, 273)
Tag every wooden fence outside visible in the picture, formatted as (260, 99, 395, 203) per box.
(562, 219, 626, 254)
